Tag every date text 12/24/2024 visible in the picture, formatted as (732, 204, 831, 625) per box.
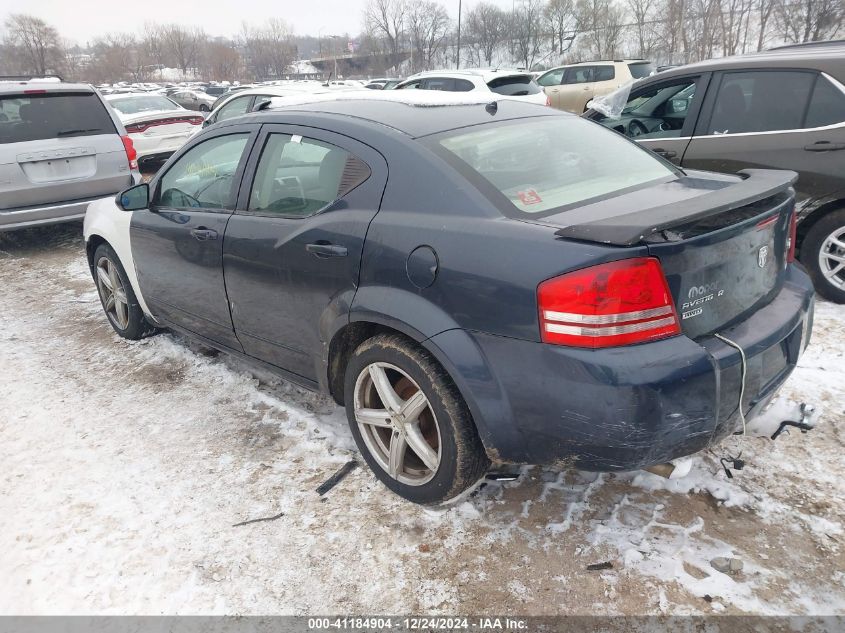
(307, 617, 528, 630)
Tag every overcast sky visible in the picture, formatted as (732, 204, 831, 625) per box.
(3, 0, 517, 46)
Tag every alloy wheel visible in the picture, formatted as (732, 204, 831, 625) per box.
(96, 256, 129, 330)
(819, 226, 845, 290)
(353, 362, 441, 486)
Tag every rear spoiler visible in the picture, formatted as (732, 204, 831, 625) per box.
(554, 169, 798, 246)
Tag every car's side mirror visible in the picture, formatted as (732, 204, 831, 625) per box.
(117, 183, 149, 211)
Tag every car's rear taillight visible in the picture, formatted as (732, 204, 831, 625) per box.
(121, 134, 138, 170)
(787, 207, 798, 263)
(538, 257, 681, 348)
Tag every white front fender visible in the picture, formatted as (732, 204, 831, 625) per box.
(83, 196, 157, 322)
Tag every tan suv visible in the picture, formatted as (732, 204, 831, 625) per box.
(538, 60, 655, 113)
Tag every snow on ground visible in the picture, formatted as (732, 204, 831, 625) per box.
(1, 223, 844, 615)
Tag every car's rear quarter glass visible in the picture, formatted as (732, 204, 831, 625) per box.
(437, 117, 676, 216)
(0, 92, 116, 143)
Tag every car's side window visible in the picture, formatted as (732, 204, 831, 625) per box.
(805, 75, 845, 128)
(216, 96, 253, 122)
(157, 134, 250, 210)
(612, 79, 699, 139)
(564, 67, 594, 85)
(248, 133, 371, 218)
(421, 78, 455, 91)
(538, 69, 565, 87)
(453, 79, 475, 92)
(594, 66, 615, 81)
(397, 80, 422, 90)
(707, 70, 814, 135)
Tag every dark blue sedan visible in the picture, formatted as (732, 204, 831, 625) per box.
(83, 92, 814, 504)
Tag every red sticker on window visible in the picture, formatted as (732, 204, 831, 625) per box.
(517, 189, 543, 205)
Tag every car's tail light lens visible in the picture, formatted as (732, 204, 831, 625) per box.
(538, 257, 681, 348)
(121, 134, 138, 170)
(787, 207, 798, 263)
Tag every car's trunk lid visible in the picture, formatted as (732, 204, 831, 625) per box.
(536, 169, 797, 338)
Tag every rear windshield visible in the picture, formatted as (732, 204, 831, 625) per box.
(436, 117, 676, 216)
(628, 62, 656, 79)
(109, 95, 180, 115)
(487, 75, 541, 96)
(0, 92, 116, 143)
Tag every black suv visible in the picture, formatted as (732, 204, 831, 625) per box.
(585, 40, 845, 302)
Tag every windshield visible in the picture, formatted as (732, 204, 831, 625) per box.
(436, 116, 676, 216)
(110, 95, 180, 114)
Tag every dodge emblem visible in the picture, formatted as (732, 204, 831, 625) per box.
(758, 245, 769, 268)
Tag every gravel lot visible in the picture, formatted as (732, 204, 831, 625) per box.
(1, 222, 844, 616)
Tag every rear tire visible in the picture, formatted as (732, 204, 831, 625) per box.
(344, 333, 489, 504)
(800, 209, 845, 303)
(93, 243, 157, 340)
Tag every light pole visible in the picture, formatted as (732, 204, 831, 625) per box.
(456, 0, 462, 69)
(330, 35, 340, 79)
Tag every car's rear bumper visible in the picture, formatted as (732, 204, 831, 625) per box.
(430, 264, 815, 470)
(0, 175, 140, 232)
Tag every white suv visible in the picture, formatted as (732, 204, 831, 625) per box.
(0, 77, 141, 231)
(395, 69, 549, 106)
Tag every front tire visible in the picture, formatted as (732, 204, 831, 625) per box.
(344, 334, 489, 504)
(93, 243, 156, 340)
(800, 209, 845, 303)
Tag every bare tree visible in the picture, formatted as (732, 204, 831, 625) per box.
(576, 0, 625, 59)
(545, 0, 577, 56)
(719, 0, 753, 55)
(3, 14, 64, 76)
(627, 0, 661, 58)
(160, 24, 205, 77)
(407, 1, 450, 71)
(776, 0, 843, 42)
(510, 0, 545, 69)
(464, 3, 507, 66)
(202, 39, 242, 80)
(755, 0, 778, 50)
(364, 0, 408, 60)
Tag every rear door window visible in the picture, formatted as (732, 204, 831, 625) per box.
(487, 75, 541, 95)
(805, 75, 845, 128)
(0, 92, 116, 143)
(594, 66, 616, 81)
(248, 133, 370, 217)
(421, 78, 456, 91)
(707, 70, 814, 134)
(563, 68, 595, 85)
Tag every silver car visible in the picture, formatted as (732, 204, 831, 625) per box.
(0, 78, 141, 231)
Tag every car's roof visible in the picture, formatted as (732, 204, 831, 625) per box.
(0, 80, 95, 95)
(405, 68, 534, 82)
(542, 59, 649, 72)
(655, 42, 845, 78)
(247, 89, 563, 138)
